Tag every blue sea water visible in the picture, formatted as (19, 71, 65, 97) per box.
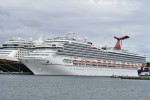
(0, 75, 150, 100)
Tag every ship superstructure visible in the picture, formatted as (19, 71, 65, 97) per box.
(18, 33, 146, 76)
(0, 37, 43, 73)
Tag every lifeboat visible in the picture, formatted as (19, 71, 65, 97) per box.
(86, 61, 92, 65)
(73, 60, 78, 63)
(103, 62, 107, 65)
(109, 63, 114, 67)
(92, 62, 97, 65)
(97, 62, 102, 65)
(79, 60, 85, 63)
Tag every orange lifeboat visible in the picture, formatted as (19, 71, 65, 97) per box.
(73, 60, 78, 63)
(97, 62, 102, 65)
(79, 60, 85, 64)
(86, 61, 91, 65)
(91, 61, 97, 65)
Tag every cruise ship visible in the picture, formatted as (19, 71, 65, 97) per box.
(0, 37, 43, 73)
(18, 33, 146, 76)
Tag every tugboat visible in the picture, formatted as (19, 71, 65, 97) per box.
(138, 63, 150, 76)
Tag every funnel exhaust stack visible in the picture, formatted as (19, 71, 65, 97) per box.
(114, 36, 129, 50)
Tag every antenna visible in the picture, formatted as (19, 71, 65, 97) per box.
(84, 37, 87, 42)
(114, 36, 129, 50)
(67, 32, 75, 38)
(35, 34, 43, 44)
(29, 37, 33, 41)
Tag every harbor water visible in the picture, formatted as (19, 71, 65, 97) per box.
(0, 75, 150, 100)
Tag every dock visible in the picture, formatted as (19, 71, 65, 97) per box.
(0, 72, 33, 75)
(121, 76, 150, 80)
(111, 75, 150, 80)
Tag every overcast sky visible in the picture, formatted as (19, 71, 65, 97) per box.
(0, 0, 150, 60)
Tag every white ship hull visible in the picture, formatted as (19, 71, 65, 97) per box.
(17, 34, 146, 77)
(19, 56, 138, 76)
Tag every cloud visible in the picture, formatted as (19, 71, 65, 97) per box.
(0, 0, 150, 60)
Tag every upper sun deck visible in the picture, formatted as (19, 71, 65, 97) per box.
(1, 37, 43, 49)
(44, 35, 93, 48)
(4, 38, 25, 44)
(1, 38, 26, 48)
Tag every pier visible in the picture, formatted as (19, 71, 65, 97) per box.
(111, 75, 150, 80)
(0, 71, 33, 75)
(121, 76, 150, 80)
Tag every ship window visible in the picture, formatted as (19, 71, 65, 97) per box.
(2, 44, 7, 46)
(52, 44, 56, 46)
(14, 44, 19, 46)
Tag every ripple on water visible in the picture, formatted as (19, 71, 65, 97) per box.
(0, 75, 150, 100)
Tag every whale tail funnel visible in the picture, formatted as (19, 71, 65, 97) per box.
(114, 36, 129, 50)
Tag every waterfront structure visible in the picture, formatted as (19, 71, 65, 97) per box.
(18, 33, 146, 76)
